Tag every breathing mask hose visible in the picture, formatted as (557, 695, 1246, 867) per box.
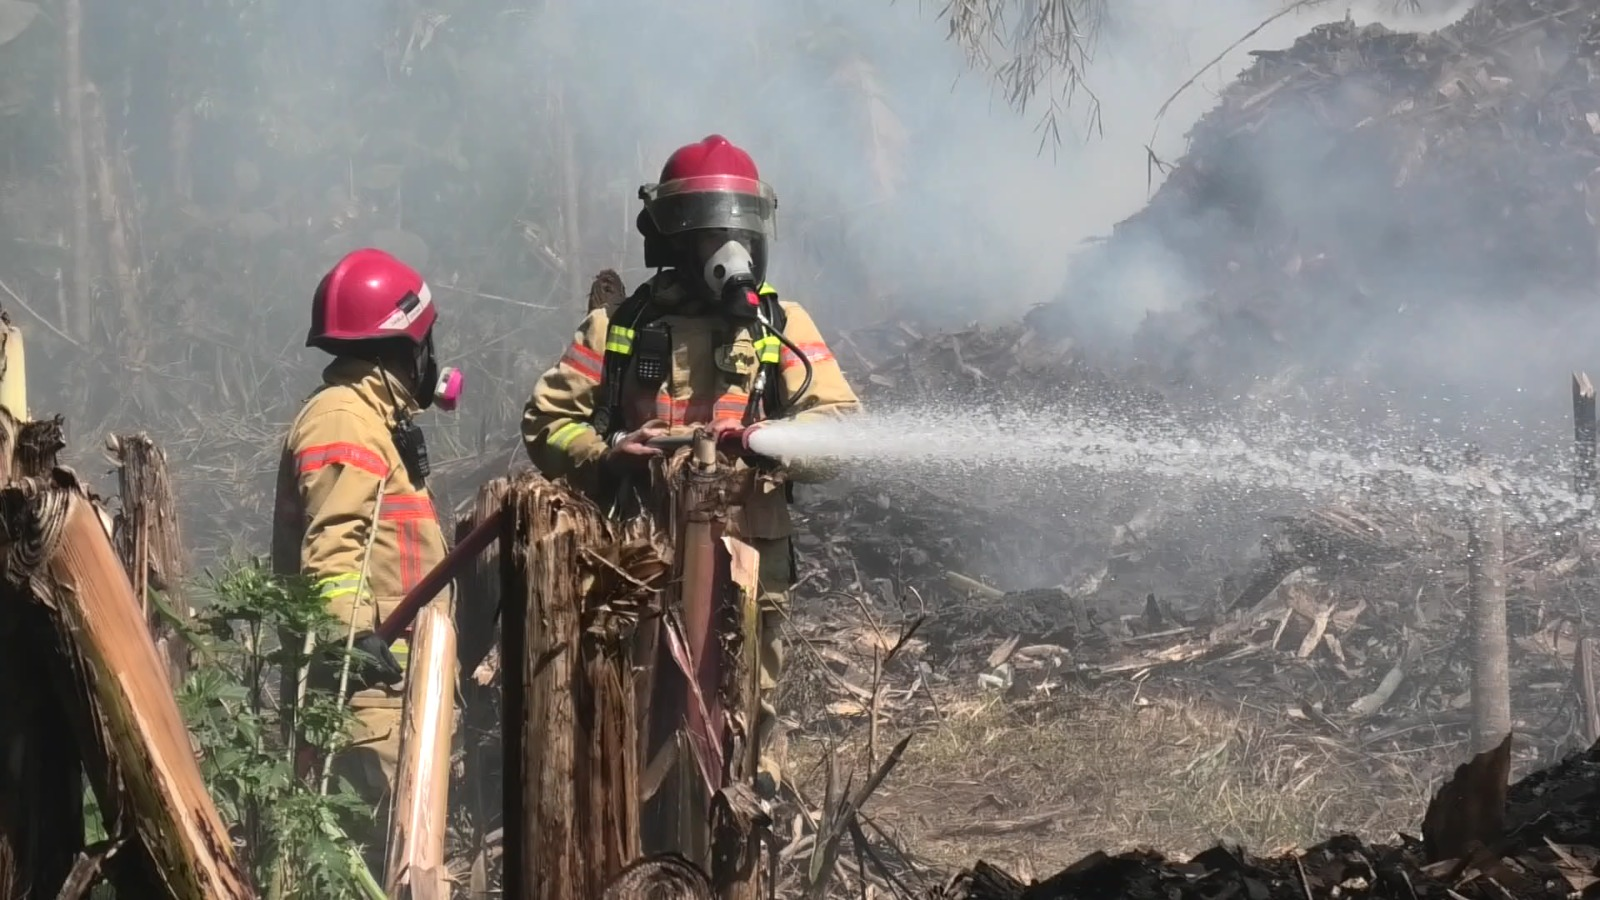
(759, 310, 813, 408)
(703, 238, 815, 410)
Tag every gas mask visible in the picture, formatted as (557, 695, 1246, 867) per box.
(413, 331, 464, 411)
(702, 238, 762, 319)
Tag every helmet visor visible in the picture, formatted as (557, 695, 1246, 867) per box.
(641, 176, 778, 239)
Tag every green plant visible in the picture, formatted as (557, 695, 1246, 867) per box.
(178, 558, 386, 900)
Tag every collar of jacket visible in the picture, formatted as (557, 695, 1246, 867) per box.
(321, 356, 421, 420)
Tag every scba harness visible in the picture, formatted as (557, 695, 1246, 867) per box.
(589, 281, 790, 442)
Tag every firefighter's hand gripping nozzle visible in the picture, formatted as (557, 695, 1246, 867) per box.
(702, 238, 814, 407)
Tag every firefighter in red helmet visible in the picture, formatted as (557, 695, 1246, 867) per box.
(271, 247, 464, 865)
(521, 136, 862, 800)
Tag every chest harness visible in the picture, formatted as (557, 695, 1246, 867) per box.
(589, 281, 804, 442)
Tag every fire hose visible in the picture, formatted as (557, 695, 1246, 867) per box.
(373, 427, 766, 644)
(375, 509, 502, 643)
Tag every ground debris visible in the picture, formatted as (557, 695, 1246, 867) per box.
(940, 736, 1600, 899)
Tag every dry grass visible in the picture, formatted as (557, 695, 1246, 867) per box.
(784, 682, 1443, 877)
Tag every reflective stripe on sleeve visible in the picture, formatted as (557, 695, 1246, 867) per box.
(781, 342, 835, 371)
(549, 421, 593, 451)
(561, 342, 602, 381)
(295, 442, 390, 477)
(316, 573, 365, 601)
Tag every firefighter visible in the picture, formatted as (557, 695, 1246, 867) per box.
(271, 247, 464, 857)
(520, 134, 861, 796)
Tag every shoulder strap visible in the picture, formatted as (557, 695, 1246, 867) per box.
(591, 281, 663, 439)
(756, 284, 788, 420)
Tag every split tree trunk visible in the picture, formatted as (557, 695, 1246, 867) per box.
(0, 475, 255, 899)
(110, 432, 190, 686)
(1466, 470, 1512, 754)
(1573, 372, 1596, 500)
(709, 537, 765, 900)
(384, 596, 458, 899)
(0, 415, 81, 899)
(501, 474, 665, 900)
(455, 479, 510, 898)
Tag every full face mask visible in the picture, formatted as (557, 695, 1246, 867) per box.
(702, 237, 762, 318)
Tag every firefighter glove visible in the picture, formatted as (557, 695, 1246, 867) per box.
(351, 630, 404, 689)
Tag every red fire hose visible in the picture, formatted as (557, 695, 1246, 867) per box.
(376, 509, 503, 644)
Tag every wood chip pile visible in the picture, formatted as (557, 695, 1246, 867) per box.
(1031, 0, 1600, 396)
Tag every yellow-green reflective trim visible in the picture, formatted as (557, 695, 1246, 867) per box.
(549, 421, 591, 451)
(758, 283, 777, 297)
(754, 335, 781, 364)
(605, 326, 635, 355)
(315, 573, 363, 600)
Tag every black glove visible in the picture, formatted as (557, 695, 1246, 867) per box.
(350, 630, 404, 689)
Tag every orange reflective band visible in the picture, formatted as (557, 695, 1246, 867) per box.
(653, 394, 751, 426)
(781, 342, 834, 371)
(296, 442, 390, 477)
(397, 519, 421, 592)
(714, 395, 748, 420)
(380, 494, 436, 521)
(561, 342, 602, 381)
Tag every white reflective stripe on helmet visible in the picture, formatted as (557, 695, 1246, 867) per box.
(377, 281, 432, 332)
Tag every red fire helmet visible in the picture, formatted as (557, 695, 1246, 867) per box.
(307, 248, 436, 349)
(639, 134, 778, 240)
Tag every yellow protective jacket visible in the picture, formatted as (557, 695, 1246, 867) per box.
(271, 357, 449, 704)
(521, 273, 860, 539)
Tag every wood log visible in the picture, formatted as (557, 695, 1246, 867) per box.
(600, 854, 714, 900)
(499, 490, 528, 900)
(1574, 636, 1600, 746)
(0, 416, 83, 898)
(458, 479, 510, 680)
(525, 509, 580, 900)
(501, 474, 666, 900)
(710, 537, 764, 900)
(108, 432, 190, 687)
(456, 478, 510, 899)
(4, 480, 254, 899)
(0, 313, 27, 421)
(1574, 372, 1596, 499)
(1466, 470, 1511, 754)
(0, 597, 81, 899)
(383, 597, 457, 898)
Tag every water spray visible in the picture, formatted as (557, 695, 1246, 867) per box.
(733, 404, 1584, 528)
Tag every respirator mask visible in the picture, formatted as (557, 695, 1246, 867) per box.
(702, 237, 762, 319)
(413, 330, 465, 412)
